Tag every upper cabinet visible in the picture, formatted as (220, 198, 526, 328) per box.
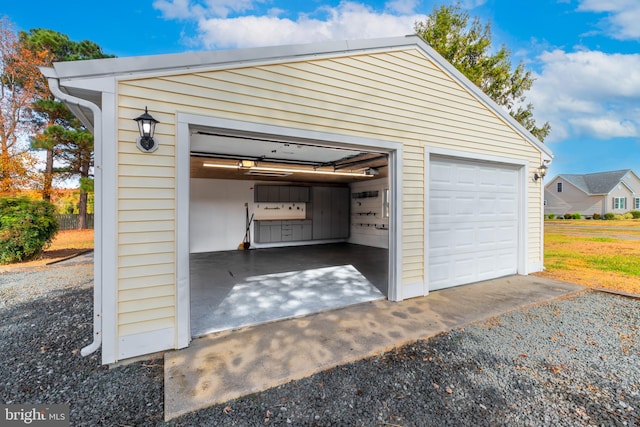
(255, 185, 310, 203)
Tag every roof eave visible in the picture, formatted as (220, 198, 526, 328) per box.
(50, 35, 418, 80)
(44, 35, 553, 159)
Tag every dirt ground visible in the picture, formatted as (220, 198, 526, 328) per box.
(535, 220, 640, 295)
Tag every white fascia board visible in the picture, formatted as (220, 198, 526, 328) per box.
(50, 36, 417, 80)
(618, 179, 635, 195)
(58, 76, 115, 93)
(563, 179, 594, 196)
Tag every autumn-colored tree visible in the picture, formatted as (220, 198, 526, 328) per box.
(21, 28, 111, 226)
(0, 17, 50, 195)
(415, 4, 550, 141)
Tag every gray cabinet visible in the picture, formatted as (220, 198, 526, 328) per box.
(258, 221, 281, 242)
(256, 185, 280, 202)
(312, 186, 350, 240)
(281, 221, 293, 241)
(255, 185, 310, 203)
(255, 220, 312, 243)
(290, 187, 310, 202)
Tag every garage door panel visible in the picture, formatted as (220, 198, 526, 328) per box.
(431, 191, 514, 221)
(430, 222, 514, 255)
(429, 194, 452, 218)
(453, 196, 476, 217)
(429, 156, 519, 291)
(429, 229, 451, 251)
(431, 248, 517, 286)
(429, 254, 474, 288)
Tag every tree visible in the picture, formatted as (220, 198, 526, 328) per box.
(20, 28, 112, 226)
(0, 17, 50, 194)
(414, 4, 550, 141)
(30, 98, 76, 200)
(51, 123, 94, 228)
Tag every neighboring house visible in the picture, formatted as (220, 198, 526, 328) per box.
(41, 36, 552, 365)
(545, 169, 640, 217)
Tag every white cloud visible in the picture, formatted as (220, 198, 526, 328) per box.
(569, 117, 637, 139)
(577, 0, 640, 40)
(529, 49, 640, 142)
(385, 0, 419, 15)
(153, 0, 194, 20)
(459, 0, 488, 8)
(154, 1, 424, 49)
(153, 0, 264, 19)
(195, 2, 422, 49)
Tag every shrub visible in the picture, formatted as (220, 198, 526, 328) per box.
(548, 213, 556, 219)
(572, 212, 582, 219)
(564, 213, 573, 219)
(592, 213, 601, 220)
(0, 197, 58, 264)
(630, 210, 640, 219)
(603, 212, 615, 220)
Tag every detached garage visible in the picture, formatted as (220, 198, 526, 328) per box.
(41, 35, 552, 365)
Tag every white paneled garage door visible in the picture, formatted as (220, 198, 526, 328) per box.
(428, 156, 520, 290)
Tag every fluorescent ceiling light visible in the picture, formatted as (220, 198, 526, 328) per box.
(202, 162, 373, 178)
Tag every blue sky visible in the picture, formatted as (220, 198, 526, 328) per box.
(4, 0, 640, 179)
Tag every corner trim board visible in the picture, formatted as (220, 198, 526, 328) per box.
(118, 328, 175, 360)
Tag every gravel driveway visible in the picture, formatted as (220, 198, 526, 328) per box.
(1, 262, 639, 426)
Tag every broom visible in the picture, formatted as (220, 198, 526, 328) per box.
(238, 204, 254, 250)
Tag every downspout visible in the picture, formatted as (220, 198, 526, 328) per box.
(43, 69, 103, 356)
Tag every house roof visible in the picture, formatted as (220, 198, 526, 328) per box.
(555, 169, 634, 195)
(40, 35, 552, 158)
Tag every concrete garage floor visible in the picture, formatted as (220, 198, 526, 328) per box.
(166, 274, 587, 420)
(190, 243, 389, 336)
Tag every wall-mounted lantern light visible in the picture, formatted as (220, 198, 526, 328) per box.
(533, 162, 548, 181)
(133, 107, 160, 153)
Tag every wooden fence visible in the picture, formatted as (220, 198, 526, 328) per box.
(56, 214, 94, 230)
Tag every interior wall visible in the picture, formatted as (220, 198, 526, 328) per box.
(348, 178, 389, 249)
(190, 178, 256, 253)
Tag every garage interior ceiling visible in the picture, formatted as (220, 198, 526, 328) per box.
(190, 130, 389, 183)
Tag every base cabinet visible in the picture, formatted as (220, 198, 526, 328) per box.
(255, 220, 312, 243)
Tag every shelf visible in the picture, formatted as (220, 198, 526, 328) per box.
(352, 190, 379, 199)
(354, 223, 388, 230)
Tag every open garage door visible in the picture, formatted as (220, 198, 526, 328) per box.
(428, 156, 520, 291)
(187, 126, 395, 336)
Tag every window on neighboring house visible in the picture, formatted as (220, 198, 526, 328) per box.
(557, 182, 563, 192)
(635, 197, 640, 210)
(613, 197, 627, 210)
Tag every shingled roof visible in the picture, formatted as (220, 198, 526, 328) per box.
(559, 169, 633, 195)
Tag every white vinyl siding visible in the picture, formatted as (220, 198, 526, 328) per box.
(115, 47, 545, 345)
